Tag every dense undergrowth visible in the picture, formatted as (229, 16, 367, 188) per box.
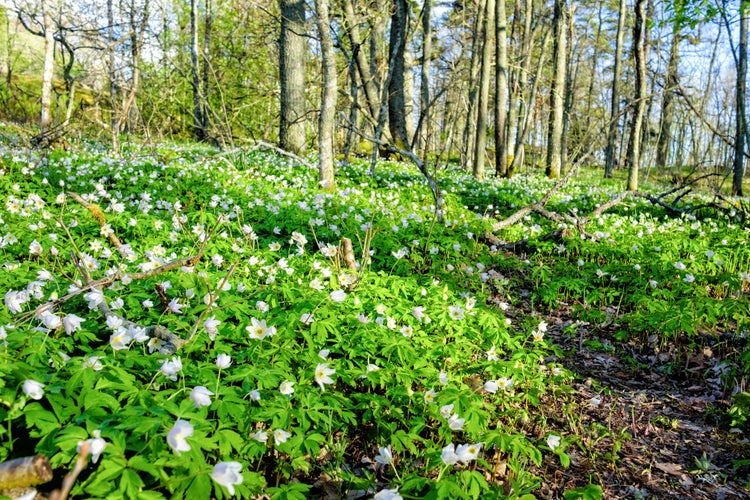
(0, 140, 748, 499)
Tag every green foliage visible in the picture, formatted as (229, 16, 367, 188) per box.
(563, 484, 604, 500)
(728, 392, 750, 430)
(0, 144, 747, 498)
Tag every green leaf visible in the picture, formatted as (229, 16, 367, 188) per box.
(563, 484, 604, 500)
(217, 428, 244, 456)
(24, 403, 60, 436)
(119, 468, 146, 497)
(185, 474, 212, 499)
(267, 482, 310, 500)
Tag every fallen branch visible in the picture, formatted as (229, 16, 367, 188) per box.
(30, 252, 203, 321)
(492, 164, 581, 232)
(72, 252, 186, 354)
(481, 228, 574, 255)
(486, 178, 748, 255)
(243, 140, 317, 171)
(66, 191, 126, 254)
(0, 455, 52, 490)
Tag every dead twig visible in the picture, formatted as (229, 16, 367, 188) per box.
(243, 140, 317, 171)
(29, 252, 203, 322)
(48, 441, 89, 500)
(72, 252, 186, 354)
(340, 114, 444, 223)
(66, 191, 126, 254)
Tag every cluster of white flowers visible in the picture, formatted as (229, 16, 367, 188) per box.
(441, 442, 482, 466)
(439, 404, 465, 431)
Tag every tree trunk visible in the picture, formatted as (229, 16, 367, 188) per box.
(604, 0, 626, 178)
(279, 0, 307, 154)
(343, 50, 358, 164)
(507, 0, 535, 175)
(695, 30, 720, 167)
(733, 0, 748, 196)
(640, 0, 655, 169)
(123, 0, 148, 134)
(3, 11, 12, 86)
(473, 0, 494, 180)
(545, 0, 566, 179)
(494, 0, 508, 177)
(40, 0, 54, 135)
(656, 23, 680, 170)
(342, 0, 380, 125)
(387, 0, 409, 148)
(417, 0, 432, 155)
(202, 0, 212, 136)
(404, 46, 415, 141)
(107, 0, 118, 151)
(585, 2, 603, 118)
(511, 28, 551, 174)
(462, 0, 487, 171)
(627, 0, 647, 191)
(315, 0, 336, 189)
(190, 0, 205, 141)
(560, 2, 576, 169)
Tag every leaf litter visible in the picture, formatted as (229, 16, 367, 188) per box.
(502, 297, 750, 499)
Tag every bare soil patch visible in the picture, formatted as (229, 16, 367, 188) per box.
(524, 309, 750, 499)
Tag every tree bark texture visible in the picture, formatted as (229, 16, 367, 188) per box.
(494, 0, 508, 177)
(190, 0, 205, 141)
(418, 0, 432, 155)
(604, 0, 626, 178)
(462, 0, 486, 171)
(511, 27, 551, 174)
(202, 0, 212, 134)
(733, 0, 748, 196)
(279, 0, 307, 154)
(40, 0, 54, 135)
(315, 0, 336, 189)
(473, 0, 494, 180)
(107, 0, 119, 151)
(546, 0, 566, 179)
(627, 0, 647, 191)
(343, 0, 380, 125)
(0, 455, 52, 489)
(387, 0, 409, 148)
(656, 22, 680, 170)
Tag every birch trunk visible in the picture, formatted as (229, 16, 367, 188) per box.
(40, 0, 54, 135)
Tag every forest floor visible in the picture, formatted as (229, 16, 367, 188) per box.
(499, 274, 750, 499)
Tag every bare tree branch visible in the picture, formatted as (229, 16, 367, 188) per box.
(341, 114, 444, 222)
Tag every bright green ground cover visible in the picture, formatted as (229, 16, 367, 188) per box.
(0, 143, 747, 499)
